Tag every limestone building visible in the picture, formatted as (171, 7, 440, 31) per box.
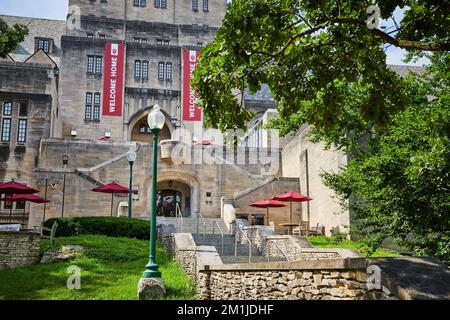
(1, 1, 421, 236)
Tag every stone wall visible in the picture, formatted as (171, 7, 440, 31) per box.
(198, 258, 387, 300)
(0, 231, 41, 270)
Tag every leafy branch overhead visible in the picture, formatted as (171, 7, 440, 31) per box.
(193, 0, 449, 134)
(0, 18, 28, 58)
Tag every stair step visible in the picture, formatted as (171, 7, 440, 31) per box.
(221, 256, 286, 264)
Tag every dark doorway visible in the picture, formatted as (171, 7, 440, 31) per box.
(157, 189, 182, 217)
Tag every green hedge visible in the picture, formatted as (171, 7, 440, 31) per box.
(43, 217, 150, 240)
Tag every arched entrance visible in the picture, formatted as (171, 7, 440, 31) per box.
(128, 105, 174, 143)
(157, 180, 191, 217)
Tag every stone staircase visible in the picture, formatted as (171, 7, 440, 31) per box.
(164, 217, 284, 264)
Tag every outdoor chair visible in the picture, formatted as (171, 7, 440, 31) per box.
(308, 223, 321, 236)
(40, 221, 59, 251)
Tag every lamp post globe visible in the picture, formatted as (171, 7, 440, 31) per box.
(127, 149, 136, 219)
(147, 104, 165, 131)
(143, 104, 165, 279)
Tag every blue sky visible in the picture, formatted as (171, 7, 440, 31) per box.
(0, 0, 427, 66)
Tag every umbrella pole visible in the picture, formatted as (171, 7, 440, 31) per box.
(23, 207, 26, 225)
(9, 193, 12, 223)
(111, 193, 114, 217)
(290, 201, 293, 224)
(266, 207, 269, 226)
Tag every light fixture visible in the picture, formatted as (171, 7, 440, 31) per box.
(127, 149, 137, 164)
(147, 104, 165, 131)
(62, 155, 69, 167)
(192, 136, 198, 144)
(105, 129, 111, 138)
(168, 180, 173, 188)
(70, 128, 77, 137)
(171, 116, 182, 128)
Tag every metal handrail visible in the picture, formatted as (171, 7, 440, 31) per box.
(235, 228, 252, 263)
(175, 203, 183, 232)
(267, 240, 290, 263)
(212, 221, 225, 256)
(197, 213, 206, 238)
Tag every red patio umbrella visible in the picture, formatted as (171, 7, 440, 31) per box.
(250, 199, 285, 226)
(273, 191, 313, 224)
(0, 180, 39, 223)
(91, 183, 136, 217)
(1, 194, 49, 224)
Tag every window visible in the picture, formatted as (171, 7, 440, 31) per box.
(134, 37, 141, 43)
(85, 93, 93, 120)
(154, 0, 160, 8)
(99, 34, 106, 39)
(142, 61, 149, 80)
(3, 102, 12, 116)
(19, 104, 28, 117)
(16, 200, 26, 210)
(134, 0, 146, 6)
(158, 62, 165, 80)
(156, 39, 162, 45)
(203, 0, 208, 11)
(85, 93, 101, 121)
(17, 119, 27, 143)
(87, 33, 94, 38)
(37, 39, 50, 53)
(95, 56, 103, 74)
(135, 60, 142, 79)
(192, 0, 198, 11)
(166, 62, 172, 81)
(87, 56, 94, 73)
(163, 40, 170, 46)
(87, 56, 103, 74)
(161, 0, 167, 8)
(1, 118, 11, 142)
(93, 106, 100, 121)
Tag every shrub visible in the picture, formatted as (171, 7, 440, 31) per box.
(43, 217, 150, 240)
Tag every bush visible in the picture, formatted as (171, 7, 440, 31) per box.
(43, 217, 150, 240)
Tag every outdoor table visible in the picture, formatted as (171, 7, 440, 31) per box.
(280, 223, 299, 235)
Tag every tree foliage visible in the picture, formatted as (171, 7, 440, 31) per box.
(0, 18, 28, 58)
(193, 0, 449, 133)
(322, 53, 449, 264)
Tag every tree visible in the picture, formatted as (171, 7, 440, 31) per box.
(193, 0, 449, 133)
(193, 0, 450, 262)
(0, 18, 28, 58)
(322, 53, 449, 263)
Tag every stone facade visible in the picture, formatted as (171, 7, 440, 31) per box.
(0, 231, 41, 270)
(281, 125, 350, 236)
(60, 0, 226, 140)
(0, 59, 61, 225)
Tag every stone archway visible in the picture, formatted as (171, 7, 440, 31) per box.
(144, 170, 201, 219)
(127, 106, 174, 143)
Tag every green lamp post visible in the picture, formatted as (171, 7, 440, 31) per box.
(143, 104, 165, 278)
(127, 149, 137, 219)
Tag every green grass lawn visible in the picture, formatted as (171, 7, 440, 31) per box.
(0, 235, 196, 300)
(307, 236, 401, 258)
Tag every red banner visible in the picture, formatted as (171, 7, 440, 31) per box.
(103, 43, 125, 117)
(183, 50, 202, 121)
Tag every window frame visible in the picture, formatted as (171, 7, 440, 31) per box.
(158, 62, 165, 80)
(192, 0, 198, 11)
(203, 0, 208, 11)
(135, 60, 142, 79)
(17, 119, 27, 143)
(166, 62, 172, 81)
(142, 60, 149, 80)
(1, 118, 12, 142)
(3, 102, 13, 116)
